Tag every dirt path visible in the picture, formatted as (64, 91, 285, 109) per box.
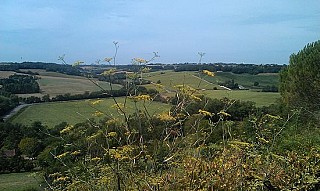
(2, 104, 31, 121)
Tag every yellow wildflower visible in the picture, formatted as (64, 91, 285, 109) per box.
(72, 61, 84, 67)
(218, 111, 231, 117)
(130, 94, 151, 101)
(107, 132, 117, 137)
(258, 137, 270, 144)
(158, 112, 176, 121)
(174, 85, 196, 94)
(71, 150, 81, 155)
(133, 58, 147, 64)
(56, 151, 70, 159)
(198, 109, 213, 117)
(48, 172, 62, 177)
(265, 114, 282, 120)
(91, 157, 101, 162)
(102, 68, 116, 76)
(87, 131, 103, 141)
(122, 145, 134, 153)
(60, 125, 74, 134)
(93, 111, 104, 117)
(90, 99, 103, 105)
(54, 176, 69, 183)
(191, 94, 202, 101)
(111, 103, 125, 111)
(141, 67, 151, 73)
(202, 70, 215, 77)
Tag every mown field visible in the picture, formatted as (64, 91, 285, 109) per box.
(17, 69, 122, 97)
(10, 97, 172, 128)
(0, 71, 16, 79)
(0, 172, 43, 191)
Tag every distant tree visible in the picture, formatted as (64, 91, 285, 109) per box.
(42, 94, 51, 102)
(280, 40, 320, 111)
(18, 137, 40, 157)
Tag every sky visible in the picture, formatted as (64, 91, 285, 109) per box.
(0, 0, 319, 65)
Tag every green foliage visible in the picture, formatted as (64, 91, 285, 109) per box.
(18, 137, 41, 157)
(218, 79, 239, 89)
(0, 94, 19, 116)
(0, 75, 40, 94)
(280, 40, 320, 111)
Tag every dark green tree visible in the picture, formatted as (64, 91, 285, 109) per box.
(280, 40, 320, 111)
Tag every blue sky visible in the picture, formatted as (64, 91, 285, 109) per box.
(1, 0, 319, 64)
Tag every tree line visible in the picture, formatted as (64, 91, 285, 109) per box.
(0, 75, 40, 94)
(0, 62, 82, 76)
(173, 63, 285, 74)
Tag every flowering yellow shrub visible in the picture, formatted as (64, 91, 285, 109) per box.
(92, 111, 104, 117)
(198, 109, 213, 117)
(130, 94, 151, 101)
(202, 69, 215, 77)
(90, 99, 103, 105)
(133, 58, 147, 64)
(60, 125, 74, 134)
(157, 112, 176, 121)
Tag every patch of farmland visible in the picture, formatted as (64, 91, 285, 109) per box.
(144, 70, 222, 91)
(9, 97, 172, 128)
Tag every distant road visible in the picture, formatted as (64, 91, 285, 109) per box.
(2, 104, 31, 121)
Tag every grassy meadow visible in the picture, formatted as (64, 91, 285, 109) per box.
(17, 69, 122, 97)
(0, 172, 43, 191)
(10, 97, 172, 128)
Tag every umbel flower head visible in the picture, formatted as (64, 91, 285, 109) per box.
(72, 61, 84, 67)
(130, 94, 151, 101)
(198, 109, 214, 117)
(202, 70, 215, 77)
(133, 58, 147, 64)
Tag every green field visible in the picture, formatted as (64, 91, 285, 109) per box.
(144, 70, 222, 90)
(204, 72, 279, 89)
(201, 89, 280, 106)
(10, 97, 172, 128)
(15, 69, 122, 97)
(0, 172, 43, 191)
